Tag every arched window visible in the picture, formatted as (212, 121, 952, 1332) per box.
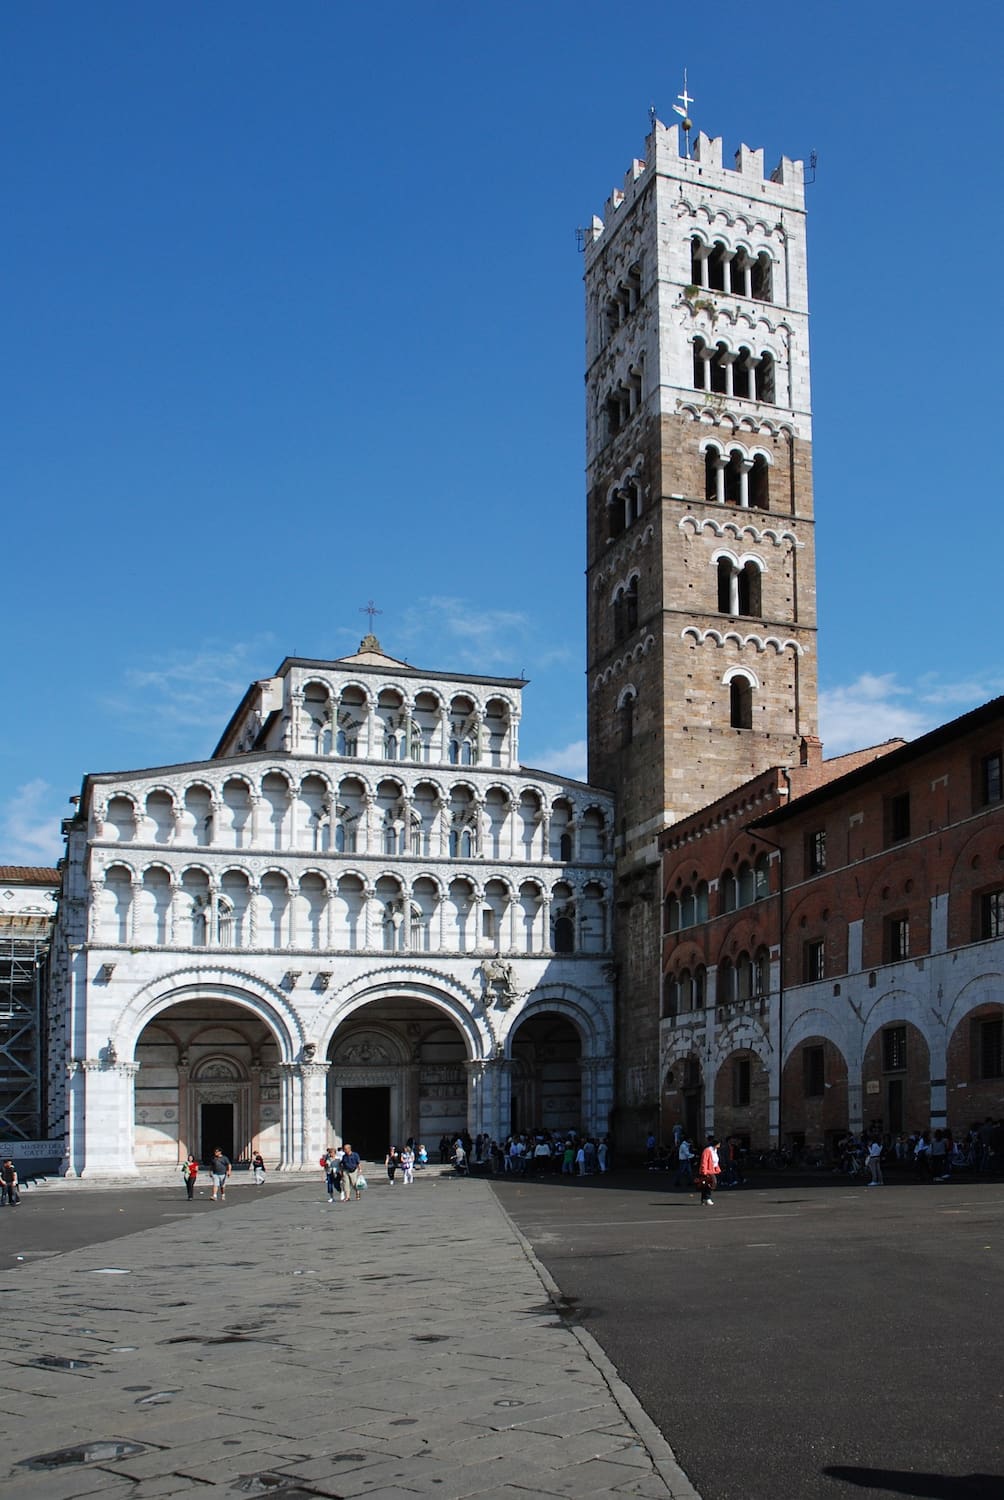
(665, 894, 681, 933)
(717, 957, 735, 1005)
(751, 252, 773, 301)
(681, 886, 697, 927)
(625, 575, 639, 633)
(718, 557, 733, 614)
(754, 854, 770, 900)
(754, 947, 770, 996)
(737, 951, 754, 1001)
(755, 352, 776, 403)
(554, 915, 575, 954)
(619, 690, 636, 748)
(738, 863, 755, 907)
(694, 965, 707, 1008)
(721, 870, 737, 914)
(613, 588, 625, 641)
(737, 560, 762, 617)
(559, 831, 572, 862)
(730, 677, 753, 730)
(749, 454, 770, 511)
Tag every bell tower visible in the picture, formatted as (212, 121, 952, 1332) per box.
(584, 111, 818, 1137)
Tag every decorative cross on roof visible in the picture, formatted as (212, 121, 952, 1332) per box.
(359, 600, 383, 626)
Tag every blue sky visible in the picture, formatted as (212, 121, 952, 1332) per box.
(4, 2, 1003, 863)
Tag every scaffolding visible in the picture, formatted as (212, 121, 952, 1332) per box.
(0, 918, 49, 1141)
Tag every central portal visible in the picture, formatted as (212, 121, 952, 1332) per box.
(328, 996, 471, 1160)
(341, 1087, 391, 1162)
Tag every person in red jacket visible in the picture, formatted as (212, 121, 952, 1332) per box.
(698, 1136, 721, 1206)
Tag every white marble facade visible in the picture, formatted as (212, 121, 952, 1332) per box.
(48, 640, 616, 1175)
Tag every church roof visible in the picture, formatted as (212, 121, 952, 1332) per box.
(333, 634, 413, 668)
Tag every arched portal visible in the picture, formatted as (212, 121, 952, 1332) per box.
(134, 998, 283, 1167)
(508, 1012, 583, 1136)
(327, 997, 472, 1161)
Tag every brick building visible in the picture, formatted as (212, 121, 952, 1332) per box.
(660, 698, 1004, 1150)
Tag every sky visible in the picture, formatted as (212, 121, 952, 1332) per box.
(4, 1, 1003, 864)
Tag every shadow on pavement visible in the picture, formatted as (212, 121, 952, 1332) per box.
(823, 1465, 1004, 1498)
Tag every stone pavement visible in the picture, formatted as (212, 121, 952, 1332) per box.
(0, 1173, 700, 1500)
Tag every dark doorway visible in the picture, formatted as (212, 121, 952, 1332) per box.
(887, 1078, 904, 1135)
(201, 1102, 235, 1164)
(342, 1087, 391, 1163)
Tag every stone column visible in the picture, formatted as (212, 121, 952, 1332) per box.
(298, 1060, 331, 1170)
(88, 881, 103, 943)
(471, 1056, 511, 1142)
(249, 792, 261, 847)
(580, 1055, 615, 1138)
(290, 688, 304, 751)
(362, 884, 376, 949)
(288, 781, 299, 852)
(714, 454, 726, 504)
(738, 459, 752, 509)
(72, 1060, 142, 1176)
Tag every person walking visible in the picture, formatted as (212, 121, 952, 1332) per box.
(251, 1151, 266, 1186)
(385, 1147, 401, 1185)
(340, 1143, 362, 1200)
(698, 1136, 721, 1206)
(322, 1148, 341, 1203)
(209, 1147, 232, 1202)
(866, 1137, 884, 1186)
(674, 1137, 694, 1189)
(1, 1159, 20, 1206)
(400, 1146, 415, 1185)
(181, 1154, 198, 1200)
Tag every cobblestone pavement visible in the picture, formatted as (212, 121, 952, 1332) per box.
(0, 1173, 699, 1499)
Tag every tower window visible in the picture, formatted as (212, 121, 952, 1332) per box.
(885, 792, 911, 845)
(749, 454, 770, 510)
(625, 575, 639, 632)
(730, 677, 753, 730)
(619, 691, 636, 748)
(732, 1057, 751, 1107)
(754, 352, 776, 403)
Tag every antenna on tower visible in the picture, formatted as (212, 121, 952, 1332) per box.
(807, 149, 818, 185)
(671, 69, 694, 159)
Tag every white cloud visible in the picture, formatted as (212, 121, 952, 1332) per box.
(0, 779, 65, 864)
(398, 597, 533, 670)
(103, 636, 275, 749)
(529, 739, 589, 782)
(819, 671, 1003, 758)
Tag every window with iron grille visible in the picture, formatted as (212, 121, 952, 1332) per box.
(883, 1026, 907, 1072)
(978, 889, 1004, 941)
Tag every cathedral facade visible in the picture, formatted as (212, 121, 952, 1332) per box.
(48, 641, 615, 1174)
